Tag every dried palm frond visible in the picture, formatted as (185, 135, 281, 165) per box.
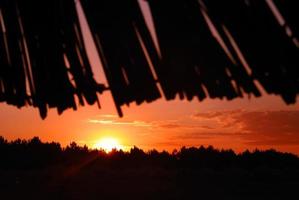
(0, 0, 298, 118)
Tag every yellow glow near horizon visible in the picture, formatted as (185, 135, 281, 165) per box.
(92, 138, 123, 152)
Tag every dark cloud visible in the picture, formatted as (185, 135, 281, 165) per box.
(176, 131, 244, 140)
(199, 125, 216, 130)
(192, 110, 299, 146)
(158, 123, 182, 129)
(234, 110, 299, 134)
(157, 123, 215, 130)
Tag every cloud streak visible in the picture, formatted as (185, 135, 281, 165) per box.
(87, 109, 299, 147)
(88, 119, 152, 127)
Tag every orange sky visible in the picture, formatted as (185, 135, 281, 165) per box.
(1, 93, 298, 154)
(0, 0, 299, 155)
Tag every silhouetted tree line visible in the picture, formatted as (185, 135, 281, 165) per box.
(0, 136, 298, 170)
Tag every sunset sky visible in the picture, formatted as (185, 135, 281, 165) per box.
(0, 0, 299, 155)
(1, 89, 298, 154)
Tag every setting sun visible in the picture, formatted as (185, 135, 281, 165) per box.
(92, 138, 123, 152)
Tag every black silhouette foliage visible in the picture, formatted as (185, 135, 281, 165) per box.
(1, 136, 299, 199)
(0, 0, 298, 118)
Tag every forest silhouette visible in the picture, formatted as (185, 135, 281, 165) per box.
(1, 136, 299, 199)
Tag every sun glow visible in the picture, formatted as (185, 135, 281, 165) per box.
(92, 138, 123, 152)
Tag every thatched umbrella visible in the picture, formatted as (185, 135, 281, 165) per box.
(0, 0, 298, 118)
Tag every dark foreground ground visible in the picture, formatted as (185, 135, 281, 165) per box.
(1, 137, 299, 199)
(2, 164, 299, 200)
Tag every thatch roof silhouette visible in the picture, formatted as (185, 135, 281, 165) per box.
(0, 0, 298, 118)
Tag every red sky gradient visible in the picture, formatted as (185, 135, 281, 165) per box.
(1, 93, 298, 154)
(0, 0, 298, 154)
